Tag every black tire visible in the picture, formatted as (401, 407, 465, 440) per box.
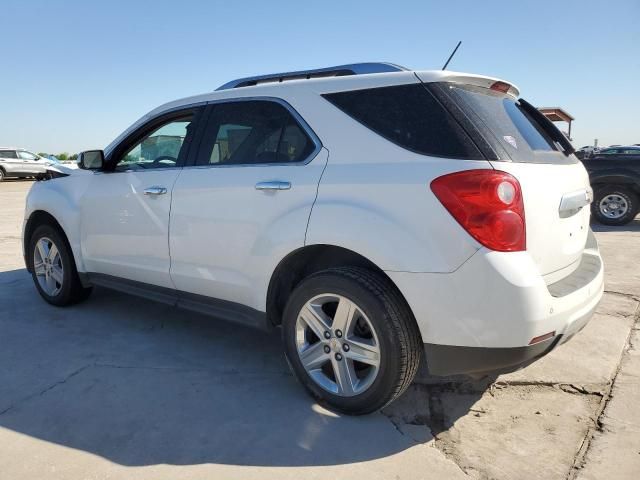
(592, 186, 639, 226)
(282, 267, 422, 415)
(0, 168, 5, 182)
(28, 224, 92, 306)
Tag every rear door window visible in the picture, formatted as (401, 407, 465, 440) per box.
(0, 150, 18, 159)
(322, 84, 483, 159)
(197, 100, 316, 166)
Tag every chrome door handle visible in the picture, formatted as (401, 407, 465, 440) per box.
(255, 181, 291, 191)
(144, 186, 168, 196)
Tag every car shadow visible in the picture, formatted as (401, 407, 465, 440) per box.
(0, 268, 487, 467)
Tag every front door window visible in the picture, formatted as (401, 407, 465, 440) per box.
(115, 117, 193, 172)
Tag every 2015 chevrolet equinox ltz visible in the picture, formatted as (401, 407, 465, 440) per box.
(23, 63, 604, 414)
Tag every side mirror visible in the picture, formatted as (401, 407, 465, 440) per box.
(79, 150, 104, 170)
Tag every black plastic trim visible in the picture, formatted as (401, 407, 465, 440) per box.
(424, 336, 559, 376)
(85, 273, 269, 330)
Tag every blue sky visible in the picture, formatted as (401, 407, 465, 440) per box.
(1, 0, 638, 153)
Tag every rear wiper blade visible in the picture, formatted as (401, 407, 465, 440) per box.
(518, 99, 575, 156)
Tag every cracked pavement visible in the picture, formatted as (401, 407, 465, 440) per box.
(1, 180, 639, 479)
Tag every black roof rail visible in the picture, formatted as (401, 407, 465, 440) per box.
(216, 62, 408, 91)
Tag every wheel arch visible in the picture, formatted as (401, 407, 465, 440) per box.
(590, 174, 640, 194)
(266, 244, 415, 328)
(24, 210, 72, 273)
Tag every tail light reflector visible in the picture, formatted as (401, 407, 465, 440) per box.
(529, 331, 555, 345)
(430, 169, 526, 252)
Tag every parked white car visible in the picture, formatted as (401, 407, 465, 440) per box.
(0, 148, 51, 181)
(23, 63, 604, 414)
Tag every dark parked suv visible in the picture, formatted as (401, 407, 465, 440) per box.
(582, 146, 640, 225)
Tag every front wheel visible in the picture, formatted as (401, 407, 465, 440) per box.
(592, 186, 639, 226)
(29, 224, 92, 306)
(282, 267, 422, 415)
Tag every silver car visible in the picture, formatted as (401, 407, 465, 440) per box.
(0, 148, 50, 181)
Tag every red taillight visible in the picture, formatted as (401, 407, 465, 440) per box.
(430, 169, 526, 252)
(490, 81, 511, 93)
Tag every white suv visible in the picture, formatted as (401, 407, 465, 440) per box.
(23, 63, 604, 414)
(0, 148, 51, 181)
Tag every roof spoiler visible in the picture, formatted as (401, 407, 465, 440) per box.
(216, 62, 408, 91)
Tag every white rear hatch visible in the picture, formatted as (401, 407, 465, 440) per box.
(421, 77, 592, 279)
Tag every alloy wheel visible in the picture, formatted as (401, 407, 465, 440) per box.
(295, 294, 381, 397)
(33, 237, 64, 296)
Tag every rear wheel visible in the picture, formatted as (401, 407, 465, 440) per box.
(592, 186, 639, 226)
(0, 168, 4, 182)
(282, 267, 422, 415)
(29, 224, 92, 306)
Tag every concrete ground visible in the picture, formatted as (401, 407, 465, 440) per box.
(0, 179, 638, 479)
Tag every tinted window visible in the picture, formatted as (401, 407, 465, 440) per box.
(0, 150, 18, 159)
(450, 84, 557, 153)
(198, 101, 315, 166)
(115, 116, 193, 171)
(322, 84, 482, 159)
(621, 149, 640, 155)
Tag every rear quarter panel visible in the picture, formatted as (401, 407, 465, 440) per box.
(291, 87, 491, 273)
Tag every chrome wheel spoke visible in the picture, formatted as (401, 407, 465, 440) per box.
(50, 265, 64, 284)
(34, 262, 46, 276)
(45, 273, 57, 292)
(299, 304, 331, 339)
(344, 338, 380, 367)
(331, 297, 357, 334)
(36, 239, 49, 262)
(299, 342, 328, 371)
(332, 357, 357, 396)
(48, 243, 59, 263)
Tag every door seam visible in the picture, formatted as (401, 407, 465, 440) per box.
(304, 147, 330, 245)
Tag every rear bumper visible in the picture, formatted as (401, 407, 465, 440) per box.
(424, 337, 557, 377)
(388, 230, 604, 376)
(424, 297, 597, 376)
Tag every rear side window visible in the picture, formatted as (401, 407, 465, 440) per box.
(197, 101, 316, 166)
(0, 150, 18, 158)
(322, 84, 483, 159)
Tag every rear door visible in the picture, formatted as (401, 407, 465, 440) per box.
(427, 80, 591, 280)
(169, 99, 326, 311)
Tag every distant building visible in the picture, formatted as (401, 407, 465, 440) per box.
(538, 107, 574, 140)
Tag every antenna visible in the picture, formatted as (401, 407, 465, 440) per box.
(442, 41, 462, 70)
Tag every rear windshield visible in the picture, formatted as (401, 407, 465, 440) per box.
(447, 84, 574, 164)
(322, 84, 483, 159)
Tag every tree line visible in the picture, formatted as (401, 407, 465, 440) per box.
(37, 152, 78, 161)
